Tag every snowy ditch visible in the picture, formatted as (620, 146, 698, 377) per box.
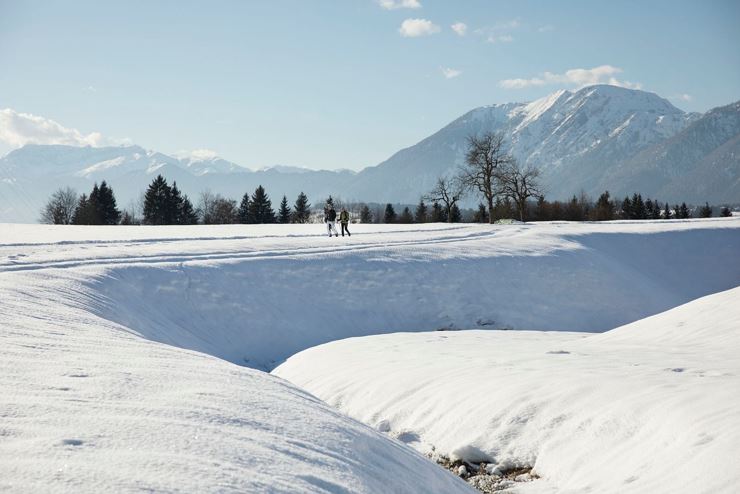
(3, 221, 739, 493)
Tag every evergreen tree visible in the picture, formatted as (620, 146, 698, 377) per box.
(620, 196, 632, 219)
(398, 206, 413, 224)
(278, 195, 291, 223)
(238, 193, 250, 223)
(699, 202, 712, 218)
(414, 199, 428, 223)
(535, 195, 548, 221)
(663, 202, 672, 220)
(449, 204, 462, 223)
(247, 185, 275, 223)
(384, 203, 397, 223)
(673, 204, 681, 219)
(645, 198, 655, 219)
(292, 192, 311, 223)
(325, 195, 334, 208)
(720, 206, 732, 217)
(632, 193, 647, 219)
(96, 181, 121, 224)
(430, 201, 445, 222)
(679, 202, 690, 219)
(143, 175, 173, 225)
(359, 204, 372, 223)
(178, 193, 198, 224)
(72, 193, 97, 225)
(650, 200, 662, 220)
(593, 191, 615, 221)
(473, 202, 489, 223)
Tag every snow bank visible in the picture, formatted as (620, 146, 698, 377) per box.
(274, 287, 740, 493)
(37, 219, 740, 369)
(0, 269, 471, 493)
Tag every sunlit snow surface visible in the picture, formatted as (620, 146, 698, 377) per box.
(1, 219, 739, 493)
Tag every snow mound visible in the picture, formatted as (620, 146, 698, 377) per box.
(274, 287, 740, 493)
(0, 270, 471, 493)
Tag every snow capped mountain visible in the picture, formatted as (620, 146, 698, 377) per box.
(0, 85, 737, 223)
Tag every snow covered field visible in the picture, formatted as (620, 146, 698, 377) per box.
(1, 219, 739, 492)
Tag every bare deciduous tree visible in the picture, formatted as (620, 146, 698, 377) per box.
(424, 176, 465, 223)
(499, 161, 542, 222)
(460, 132, 513, 223)
(40, 187, 78, 224)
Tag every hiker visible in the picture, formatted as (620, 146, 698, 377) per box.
(324, 204, 339, 237)
(339, 207, 351, 237)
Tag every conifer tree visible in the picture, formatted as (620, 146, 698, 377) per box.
(292, 192, 311, 223)
(143, 175, 173, 225)
(593, 191, 615, 221)
(699, 202, 712, 218)
(247, 185, 275, 223)
(96, 181, 121, 224)
(238, 193, 250, 223)
(679, 202, 690, 219)
(414, 199, 428, 223)
(621, 196, 632, 219)
(720, 206, 732, 217)
(430, 201, 445, 222)
(72, 193, 96, 225)
(398, 206, 413, 224)
(449, 204, 462, 223)
(632, 193, 647, 219)
(170, 182, 184, 224)
(179, 194, 198, 224)
(278, 195, 291, 223)
(384, 203, 396, 223)
(359, 204, 372, 223)
(663, 202, 672, 220)
(473, 203, 488, 223)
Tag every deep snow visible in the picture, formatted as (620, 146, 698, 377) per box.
(274, 287, 740, 493)
(1, 219, 739, 493)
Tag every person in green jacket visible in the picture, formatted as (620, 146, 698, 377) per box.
(339, 207, 351, 237)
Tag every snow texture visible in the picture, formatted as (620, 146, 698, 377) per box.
(275, 287, 740, 493)
(1, 220, 738, 492)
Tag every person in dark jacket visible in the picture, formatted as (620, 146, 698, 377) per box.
(339, 207, 351, 237)
(324, 204, 339, 237)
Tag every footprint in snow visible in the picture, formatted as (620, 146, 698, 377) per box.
(546, 350, 570, 355)
(60, 439, 84, 447)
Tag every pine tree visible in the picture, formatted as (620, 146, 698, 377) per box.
(593, 191, 614, 221)
(679, 202, 690, 219)
(179, 193, 198, 224)
(414, 199, 428, 223)
(398, 206, 413, 224)
(473, 202, 488, 223)
(278, 195, 291, 223)
(535, 195, 548, 221)
(72, 193, 96, 225)
(430, 201, 445, 222)
(325, 195, 334, 208)
(96, 181, 121, 224)
(238, 193, 250, 223)
(663, 202, 672, 220)
(720, 206, 732, 217)
(449, 204, 462, 223)
(88, 183, 102, 224)
(292, 192, 311, 223)
(143, 175, 173, 225)
(699, 202, 712, 218)
(633, 193, 647, 220)
(247, 185, 275, 223)
(384, 203, 397, 223)
(620, 196, 632, 219)
(359, 204, 372, 223)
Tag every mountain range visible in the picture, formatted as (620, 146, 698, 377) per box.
(1, 84, 738, 223)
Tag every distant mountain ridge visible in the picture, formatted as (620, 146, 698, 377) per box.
(0, 85, 738, 223)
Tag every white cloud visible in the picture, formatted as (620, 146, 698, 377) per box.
(399, 18, 440, 37)
(378, 0, 421, 10)
(499, 65, 643, 90)
(476, 19, 520, 44)
(672, 93, 693, 102)
(0, 108, 129, 149)
(537, 25, 554, 33)
(451, 22, 467, 36)
(441, 67, 462, 79)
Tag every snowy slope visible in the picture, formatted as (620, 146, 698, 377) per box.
(274, 287, 740, 494)
(1, 220, 738, 370)
(0, 248, 472, 493)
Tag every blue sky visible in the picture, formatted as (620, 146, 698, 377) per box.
(1, 0, 738, 170)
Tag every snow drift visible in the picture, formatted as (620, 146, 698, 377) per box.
(274, 287, 740, 493)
